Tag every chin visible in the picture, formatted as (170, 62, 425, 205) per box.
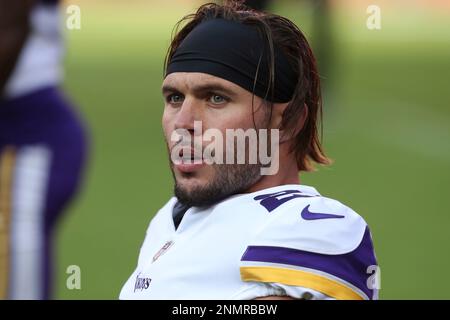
(175, 174, 207, 192)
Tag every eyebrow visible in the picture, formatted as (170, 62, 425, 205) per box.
(162, 83, 238, 98)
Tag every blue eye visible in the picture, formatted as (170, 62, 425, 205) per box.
(210, 94, 226, 104)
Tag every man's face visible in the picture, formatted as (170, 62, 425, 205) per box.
(162, 72, 269, 207)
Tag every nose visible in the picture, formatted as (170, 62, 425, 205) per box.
(174, 97, 199, 133)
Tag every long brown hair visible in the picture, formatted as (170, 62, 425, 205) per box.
(164, 0, 331, 172)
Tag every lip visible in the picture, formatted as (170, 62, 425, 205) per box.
(175, 159, 205, 173)
(172, 146, 205, 173)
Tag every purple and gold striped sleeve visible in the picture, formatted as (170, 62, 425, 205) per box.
(239, 226, 379, 300)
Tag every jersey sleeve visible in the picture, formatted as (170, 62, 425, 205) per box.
(234, 196, 379, 300)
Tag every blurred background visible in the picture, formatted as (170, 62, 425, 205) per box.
(55, 0, 450, 299)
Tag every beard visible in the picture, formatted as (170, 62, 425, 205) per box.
(166, 122, 274, 207)
(172, 162, 261, 208)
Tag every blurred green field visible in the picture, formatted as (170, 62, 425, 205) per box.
(56, 0, 450, 299)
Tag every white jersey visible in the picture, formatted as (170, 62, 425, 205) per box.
(120, 184, 379, 300)
(4, 2, 64, 98)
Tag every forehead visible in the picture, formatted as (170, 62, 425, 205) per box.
(162, 72, 249, 95)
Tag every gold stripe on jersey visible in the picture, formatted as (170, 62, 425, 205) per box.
(0, 146, 16, 299)
(240, 266, 365, 300)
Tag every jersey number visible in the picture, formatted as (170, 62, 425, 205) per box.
(254, 190, 313, 213)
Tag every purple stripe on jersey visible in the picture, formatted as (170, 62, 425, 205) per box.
(241, 226, 378, 299)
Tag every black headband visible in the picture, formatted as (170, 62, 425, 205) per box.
(165, 18, 298, 103)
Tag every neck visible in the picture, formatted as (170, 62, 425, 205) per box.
(245, 157, 300, 193)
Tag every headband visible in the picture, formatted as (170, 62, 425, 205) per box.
(165, 18, 298, 103)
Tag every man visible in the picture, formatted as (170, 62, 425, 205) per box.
(0, 0, 88, 299)
(120, 1, 378, 300)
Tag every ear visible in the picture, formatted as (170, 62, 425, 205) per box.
(270, 103, 308, 143)
(268, 101, 290, 130)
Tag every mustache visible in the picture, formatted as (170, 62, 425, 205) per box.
(169, 142, 214, 163)
(170, 141, 203, 154)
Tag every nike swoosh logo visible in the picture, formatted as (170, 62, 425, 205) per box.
(301, 205, 345, 220)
